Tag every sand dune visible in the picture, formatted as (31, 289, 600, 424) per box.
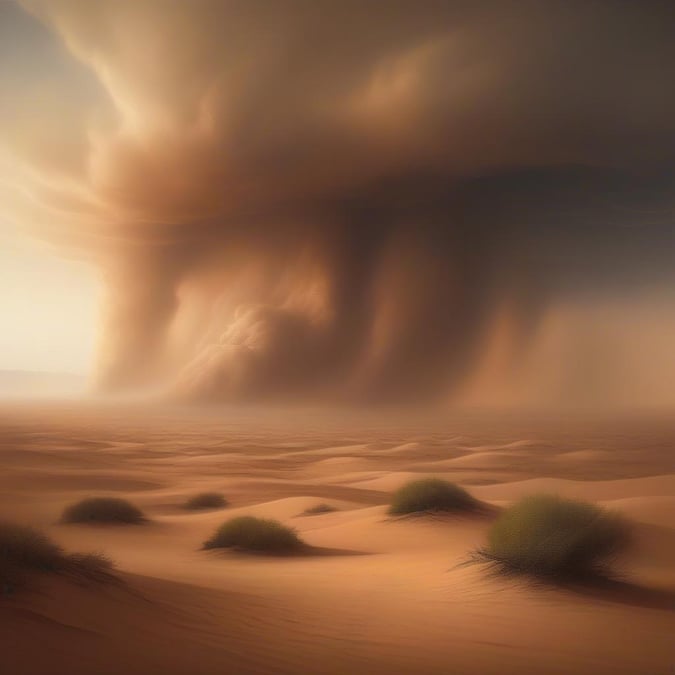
(472, 474, 675, 503)
(1, 403, 674, 674)
(599, 496, 675, 529)
(428, 450, 532, 469)
(554, 449, 619, 462)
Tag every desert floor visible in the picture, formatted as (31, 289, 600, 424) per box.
(0, 402, 674, 675)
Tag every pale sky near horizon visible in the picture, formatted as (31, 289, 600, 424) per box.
(0, 222, 99, 375)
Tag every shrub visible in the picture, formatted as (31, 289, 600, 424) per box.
(388, 478, 479, 515)
(62, 497, 145, 524)
(0, 521, 115, 594)
(64, 552, 115, 581)
(479, 494, 630, 579)
(183, 492, 229, 510)
(301, 503, 337, 516)
(203, 516, 304, 554)
(0, 521, 63, 573)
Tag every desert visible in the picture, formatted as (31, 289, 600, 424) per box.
(1, 402, 673, 675)
(2, 2, 675, 673)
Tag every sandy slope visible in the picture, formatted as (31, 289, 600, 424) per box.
(0, 403, 674, 675)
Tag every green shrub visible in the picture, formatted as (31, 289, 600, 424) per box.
(388, 478, 479, 515)
(301, 503, 337, 516)
(0, 521, 115, 594)
(62, 497, 145, 524)
(0, 521, 63, 573)
(479, 494, 630, 579)
(203, 516, 304, 554)
(183, 492, 229, 510)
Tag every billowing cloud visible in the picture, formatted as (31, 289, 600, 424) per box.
(1, 0, 674, 403)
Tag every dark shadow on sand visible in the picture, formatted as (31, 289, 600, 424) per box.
(203, 544, 372, 558)
(385, 503, 500, 523)
(462, 557, 675, 613)
(560, 577, 675, 613)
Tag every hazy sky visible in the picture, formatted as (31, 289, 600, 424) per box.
(0, 222, 99, 374)
(1, 1, 674, 405)
(0, 1, 99, 375)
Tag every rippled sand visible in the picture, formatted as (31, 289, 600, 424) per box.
(1, 402, 674, 675)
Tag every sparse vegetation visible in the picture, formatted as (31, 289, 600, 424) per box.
(301, 503, 337, 516)
(388, 478, 480, 515)
(476, 494, 630, 579)
(0, 521, 63, 573)
(183, 492, 229, 510)
(61, 497, 146, 525)
(63, 552, 115, 580)
(203, 516, 304, 554)
(0, 521, 114, 594)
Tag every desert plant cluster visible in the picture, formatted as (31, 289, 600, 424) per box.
(388, 478, 481, 515)
(61, 497, 146, 525)
(476, 494, 630, 579)
(2, 480, 631, 596)
(183, 492, 229, 510)
(203, 516, 304, 553)
(0, 521, 113, 595)
(301, 503, 338, 516)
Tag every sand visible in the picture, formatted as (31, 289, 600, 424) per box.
(1, 402, 674, 674)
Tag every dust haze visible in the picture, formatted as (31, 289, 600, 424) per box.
(1, 0, 675, 405)
(2, 6, 675, 673)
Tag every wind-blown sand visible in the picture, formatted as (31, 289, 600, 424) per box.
(1, 402, 674, 674)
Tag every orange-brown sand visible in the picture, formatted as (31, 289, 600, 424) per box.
(1, 402, 674, 675)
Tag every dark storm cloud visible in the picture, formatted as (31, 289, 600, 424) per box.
(2, 0, 675, 401)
